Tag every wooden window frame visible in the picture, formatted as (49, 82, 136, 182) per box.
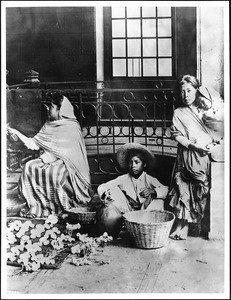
(103, 6, 177, 81)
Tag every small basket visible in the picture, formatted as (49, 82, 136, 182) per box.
(65, 207, 96, 224)
(123, 210, 175, 249)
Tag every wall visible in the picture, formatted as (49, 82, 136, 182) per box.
(175, 7, 197, 78)
(200, 7, 224, 98)
(6, 7, 96, 85)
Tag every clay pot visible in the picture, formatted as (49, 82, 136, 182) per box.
(96, 202, 123, 238)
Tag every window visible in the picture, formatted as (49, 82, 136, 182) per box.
(111, 7, 174, 78)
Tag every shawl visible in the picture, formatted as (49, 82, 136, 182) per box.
(33, 118, 91, 202)
(171, 106, 216, 182)
(60, 96, 76, 119)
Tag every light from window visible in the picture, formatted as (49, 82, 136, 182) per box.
(143, 58, 157, 76)
(127, 6, 140, 17)
(142, 19, 156, 37)
(112, 40, 126, 57)
(127, 20, 141, 37)
(158, 58, 172, 76)
(112, 20, 125, 37)
(111, 6, 173, 77)
(128, 39, 141, 57)
(143, 39, 157, 56)
(158, 7, 171, 17)
(142, 7, 156, 17)
(113, 59, 126, 76)
(128, 58, 141, 76)
(158, 19, 172, 37)
(158, 39, 172, 56)
(112, 7, 125, 18)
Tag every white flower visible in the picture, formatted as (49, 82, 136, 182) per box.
(10, 246, 20, 256)
(35, 223, 45, 232)
(44, 223, 51, 229)
(6, 231, 17, 244)
(31, 261, 41, 271)
(18, 252, 30, 264)
(16, 229, 26, 238)
(30, 228, 43, 238)
(46, 214, 58, 225)
(7, 252, 17, 262)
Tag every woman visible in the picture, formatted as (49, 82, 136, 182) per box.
(7, 92, 93, 218)
(168, 75, 223, 240)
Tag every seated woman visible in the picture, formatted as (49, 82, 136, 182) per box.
(97, 143, 169, 214)
(7, 92, 93, 218)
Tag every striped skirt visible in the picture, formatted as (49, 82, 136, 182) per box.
(18, 158, 77, 218)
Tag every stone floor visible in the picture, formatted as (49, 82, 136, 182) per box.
(3, 228, 228, 298)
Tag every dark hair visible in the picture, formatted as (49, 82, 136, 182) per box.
(51, 92, 64, 110)
(174, 75, 200, 107)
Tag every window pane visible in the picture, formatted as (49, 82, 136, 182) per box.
(142, 19, 156, 37)
(127, 7, 140, 17)
(142, 7, 156, 17)
(143, 39, 156, 57)
(128, 58, 141, 76)
(112, 40, 126, 57)
(158, 58, 172, 76)
(143, 58, 157, 76)
(127, 20, 141, 37)
(128, 39, 141, 57)
(113, 59, 126, 76)
(158, 19, 172, 37)
(112, 20, 125, 37)
(157, 7, 171, 17)
(158, 39, 172, 56)
(112, 7, 125, 18)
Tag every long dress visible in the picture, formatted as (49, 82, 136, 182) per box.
(168, 106, 218, 234)
(18, 117, 92, 217)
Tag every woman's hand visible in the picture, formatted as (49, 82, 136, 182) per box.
(7, 127, 19, 141)
(188, 143, 210, 156)
(7, 127, 19, 136)
(7, 126, 39, 150)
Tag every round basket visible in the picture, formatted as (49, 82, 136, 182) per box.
(65, 207, 96, 224)
(123, 210, 175, 249)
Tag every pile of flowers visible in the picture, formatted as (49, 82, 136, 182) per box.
(6, 214, 113, 272)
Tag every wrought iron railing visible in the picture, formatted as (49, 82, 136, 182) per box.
(41, 87, 177, 178)
(7, 78, 177, 189)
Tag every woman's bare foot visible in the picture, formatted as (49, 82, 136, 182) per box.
(170, 219, 188, 240)
(177, 221, 189, 240)
(169, 218, 183, 239)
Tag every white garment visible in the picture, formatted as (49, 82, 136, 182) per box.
(23, 137, 40, 150)
(40, 151, 58, 164)
(60, 96, 76, 119)
(97, 172, 168, 213)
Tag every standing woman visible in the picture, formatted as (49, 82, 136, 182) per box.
(7, 92, 93, 218)
(168, 75, 223, 240)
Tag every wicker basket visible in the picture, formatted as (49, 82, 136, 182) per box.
(65, 207, 96, 224)
(123, 210, 175, 249)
